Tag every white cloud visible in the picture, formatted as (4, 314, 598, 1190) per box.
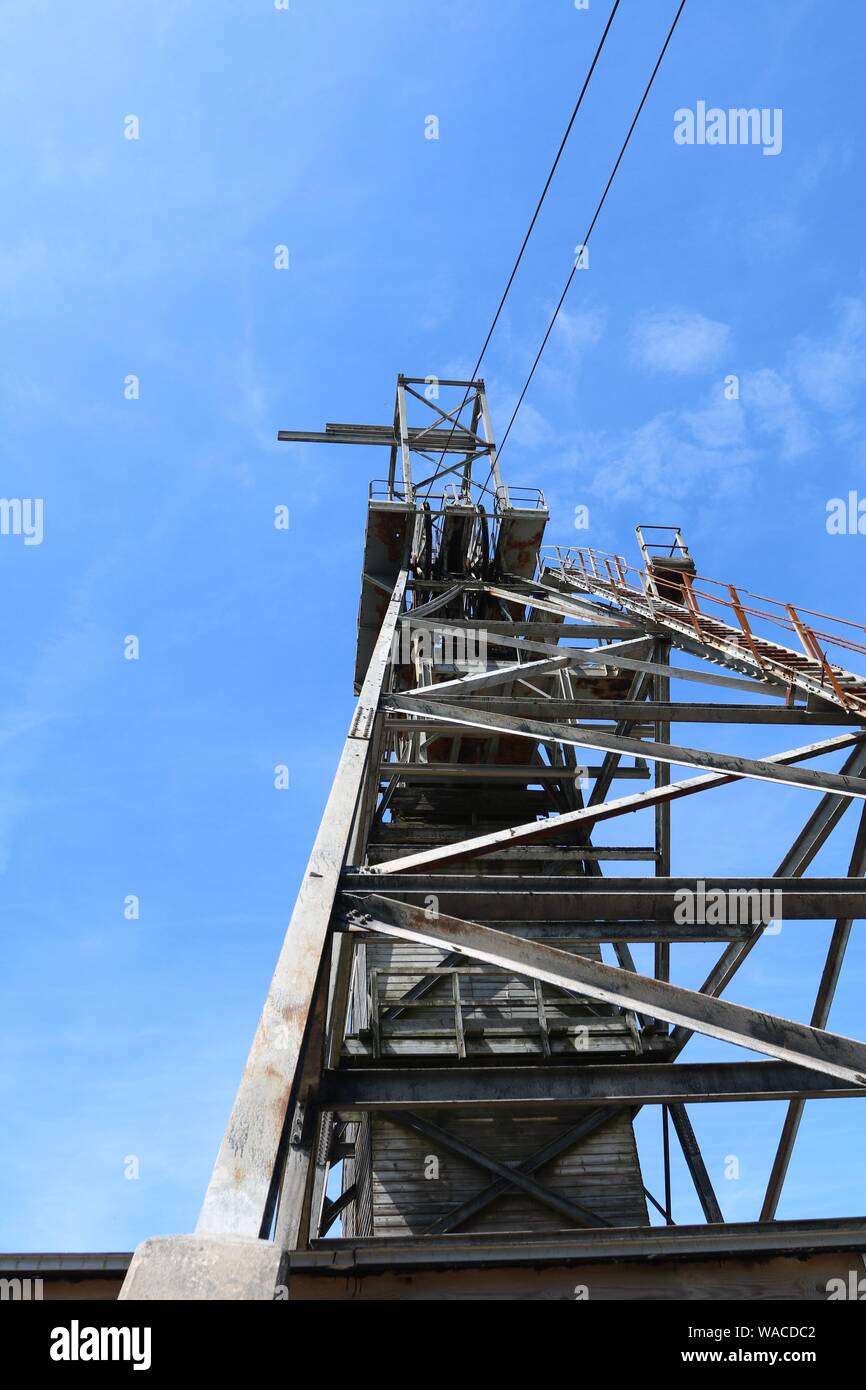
(510, 299, 866, 514)
(630, 309, 732, 375)
(742, 368, 816, 460)
(544, 301, 866, 511)
(791, 297, 866, 412)
(683, 390, 746, 449)
(509, 400, 554, 449)
(553, 305, 607, 360)
(548, 409, 754, 508)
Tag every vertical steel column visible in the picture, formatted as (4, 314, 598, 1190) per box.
(654, 638, 671, 982)
(196, 570, 409, 1241)
(760, 803, 866, 1221)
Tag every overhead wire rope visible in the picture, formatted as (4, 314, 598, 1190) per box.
(488, 0, 687, 482)
(422, 0, 623, 498)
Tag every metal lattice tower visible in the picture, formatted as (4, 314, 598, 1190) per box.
(121, 377, 866, 1301)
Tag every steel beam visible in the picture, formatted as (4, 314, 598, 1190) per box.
(406, 619, 643, 639)
(418, 698, 857, 723)
(345, 921, 753, 943)
(289, 1215, 866, 1277)
(670, 743, 866, 1048)
(760, 803, 866, 1221)
(349, 894, 866, 1084)
(344, 873, 866, 920)
(377, 762, 649, 781)
(668, 1103, 723, 1223)
(386, 695, 866, 799)
(195, 571, 409, 1239)
(366, 729, 865, 874)
(654, 639, 672, 982)
(414, 650, 781, 699)
(320, 1061, 866, 1113)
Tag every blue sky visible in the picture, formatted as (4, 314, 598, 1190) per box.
(1, 0, 865, 1250)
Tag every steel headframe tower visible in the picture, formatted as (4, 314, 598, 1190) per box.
(122, 377, 866, 1301)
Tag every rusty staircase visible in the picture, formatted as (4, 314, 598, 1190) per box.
(547, 527, 866, 717)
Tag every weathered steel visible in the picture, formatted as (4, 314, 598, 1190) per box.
(125, 375, 866, 1300)
(377, 761, 649, 781)
(413, 646, 780, 699)
(320, 1061, 865, 1112)
(760, 803, 866, 1221)
(668, 1103, 723, 1223)
(367, 729, 866, 874)
(386, 694, 866, 799)
(350, 894, 866, 1084)
(344, 873, 866, 920)
(195, 570, 409, 1239)
(555, 545, 866, 716)
(668, 741, 866, 1051)
(407, 619, 642, 638)
(426, 698, 857, 723)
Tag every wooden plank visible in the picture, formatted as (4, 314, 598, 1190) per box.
(286, 1249, 866, 1301)
(426, 1109, 641, 1235)
(383, 1113, 610, 1229)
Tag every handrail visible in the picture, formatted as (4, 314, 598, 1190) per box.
(495, 484, 547, 513)
(542, 544, 866, 669)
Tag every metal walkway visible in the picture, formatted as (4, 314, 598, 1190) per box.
(548, 530, 866, 716)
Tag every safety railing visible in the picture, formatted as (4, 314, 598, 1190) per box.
(542, 543, 866, 708)
(494, 484, 547, 514)
(369, 479, 409, 502)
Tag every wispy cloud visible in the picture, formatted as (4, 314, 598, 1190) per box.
(586, 410, 753, 505)
(683, 389, 747, 449)
(553, 305, 607, 361)
(630, 309, 732, 375)
(560, 297, 866, 509)
(742, 367, 815, 459)
(508, 400, 555, 449)
(791, 297, 866, 413)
